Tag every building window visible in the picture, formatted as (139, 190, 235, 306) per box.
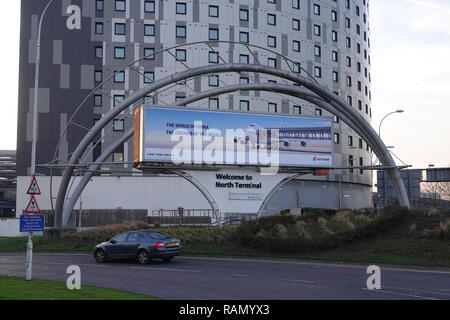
(334, 133, 340, 144)
(113, 95, 125, 107)
(94, 94, 102, 106)
(313, 4, 321, 15)
(293, 105, 301, 114)
(114, 71, 125, 83)
(293, 62, 301, 73)
(293, 40, 300, 52)
(240, 100, 250, 111)
(268, 57, 277, 68)
(144, 24, 155, 36)
(359, 157, 364, 174)
(292, 19, 300, 30)
(348, 135, 353, 147)
(349, 155, 354, 173)
(239, 54, 249, 64)
(144, 72, 154, 83)
(332, 30, 338, 42)
(209, 5, 219, 17)
(209, 98, 219, 109)
(95, 46, 103, 58)
(114, 23, 126, 35)
(267, 14, 276, 26)
(314, 66, 322, 78)
(175, 49, 186, 61)
(314, 45, 321, 57)
(331, 10, 337, 21)
(113, 152, 124, 163)
(313, 24, 321, 36)
(315, 108, 322, 116)
(144, 1, 155, 13)
(176, 2, 186, 14)
(240, 32, 249, 43)
(267, 35, 277, 47)
(115, 0, 126, 12)
(240, 77, 249, 84)
(95, 22, 103, 35)
(209, 51, 219, 63)
(113, 119, 125, 132)
(292, 0, 300, 9)
(144, 96, 155, 104)
(268, 103, 277, 113)
(176, 26, 186, 38)
(144, 48, 155, 60)
(209, 28, 219, 40)
(240, 9, 249, 21)
(114, 47, 125, 59)
(209, 75, 219, 87)
(96, 0, 104, 11)
(95, 71, 102, 82)
(332, 50, 338, 62)
(332, 71, 339, 82)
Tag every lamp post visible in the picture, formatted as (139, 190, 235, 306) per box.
(27, 0, 56, 282)
(378, 109, 404, 138)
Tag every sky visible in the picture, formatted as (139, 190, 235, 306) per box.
(0, 0, 449, 169)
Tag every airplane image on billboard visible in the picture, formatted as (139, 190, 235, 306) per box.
(134, 106, 333, 168)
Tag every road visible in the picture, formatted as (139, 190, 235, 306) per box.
(0, 253, 449, 300)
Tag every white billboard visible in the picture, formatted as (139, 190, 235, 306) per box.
(134, 106, 333, 168)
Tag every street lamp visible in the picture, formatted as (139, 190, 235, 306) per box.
(378, 109, 404, 138)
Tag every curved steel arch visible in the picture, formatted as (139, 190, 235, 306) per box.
(60, 83, 410, 226)
(56, 64, 410, 226)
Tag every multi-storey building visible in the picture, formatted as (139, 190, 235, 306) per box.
(16, 0, 373, 217)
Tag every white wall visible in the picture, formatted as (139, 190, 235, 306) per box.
(0, 218, 43, 237)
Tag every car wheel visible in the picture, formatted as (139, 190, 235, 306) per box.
(163, 257, 174, 262)
(95, 249, 107, 263)
(137, 250, 151, 265)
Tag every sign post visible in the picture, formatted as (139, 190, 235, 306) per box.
(23, 176, 42, 281)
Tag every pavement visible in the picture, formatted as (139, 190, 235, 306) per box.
(0, 253, 449, 300)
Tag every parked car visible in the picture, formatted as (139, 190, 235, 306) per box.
(94, 230, 181, 264)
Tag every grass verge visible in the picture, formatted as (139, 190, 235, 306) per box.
(0, 276, 157, 300)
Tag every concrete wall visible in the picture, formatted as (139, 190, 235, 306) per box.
(0, 218, 43, 237)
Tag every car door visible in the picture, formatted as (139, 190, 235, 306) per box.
(107, 233, 129, 258)
(123, 232, 143, 258)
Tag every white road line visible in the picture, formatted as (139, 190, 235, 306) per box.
(383, 285, 450, 297)
(361, 288, 440, 300)
(130, 266, 201, 273)
(268, 277, 315, 284)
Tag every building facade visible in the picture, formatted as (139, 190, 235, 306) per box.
(17, 0, 373, 216)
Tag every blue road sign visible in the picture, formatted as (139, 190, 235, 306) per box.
(20, 214, 45, 233)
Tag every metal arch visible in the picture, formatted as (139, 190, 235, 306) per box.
(55, 64, 410, 226)
(60, 83, 410, 227)
(257, 172, 312, 217)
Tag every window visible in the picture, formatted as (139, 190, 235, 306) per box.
(209, 98, 219, 109)
(293, 105, 301, 114)
(209, 75, 219, 87)
(115, 23, 126, 35)
(113, 152, 124, 163)
(314, 24, 321, 36)
(359, 138, 363, 149)
(359, 157, 364, 174)
(293, 40, 300, 52)
(144, 72, 154, 83)
(114, 47, 125, 59)
(176, 26, 186, 38)
(144, 24, 155, 36)
(345, 17, 351, 28)
(332, 71, 339, 82)
(175, 49, 186, 61)
(332, 30, 338, 42)
(346, 56, 352, 67)
(112, 233, 128, 242)
(209, 5, 219, 17)
(331, 10, 337, 21)
(314, 66, 321, 78)
(113, 119, 124, 132)
(95, 71, 102, 82)
(144, 96, 155, 104)
(334, 133, 340, 144)
(268, 103, 277, 113)
(114, 71, 125, 83)
(144, 48, 155, 60)
(313, 4, 320, 15)
(267, 35, 277, 47)
(240, 77, 249, 84)
(293, 62, 301, 73)
(240, 9, 249, 21)
(349, 155, 354, 173)
(315, 108, 322, 116)
(348, 135, 353, 147)
(95, 46, 103, 58)
(115, 0, 126, 12)
(95, 22, 103, 34)
(113, 95, 125, 106)
(209, 28, 219, 40)
(347, 76, 352, 87)
(292, 19, 300, 30)
(332, 51, 338, 62)
(314, 45, 321, 57)
(144, 1, 155, 13)
(209, 51, 219, 63)
(346, 37, 351, 48)
(176, 2, 186, 14)
(94, 94, 102, 106)
(96, 0, 104, 11)
(268, 57, 277, 68)
(240, 100, 250, 111)
(267, 14, 276, 26)
(240, 32, 249, 43)
(239, 54, 249, 64)
(292, 0, 300, 9)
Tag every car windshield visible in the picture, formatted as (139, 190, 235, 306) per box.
(142, 231, 170, 239)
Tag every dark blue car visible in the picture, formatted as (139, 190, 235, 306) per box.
(94, 230, 181, 264)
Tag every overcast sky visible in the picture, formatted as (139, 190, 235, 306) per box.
(0, 0, 449, 169)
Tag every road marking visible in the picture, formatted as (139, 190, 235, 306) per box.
(268, 277, 315, 284)
(130, 266, 201, 273)
(43, 262, 106, 267)
(232, 274, 249, 277)
(362, 288, 440, 300)
(383, 285, 450, 297)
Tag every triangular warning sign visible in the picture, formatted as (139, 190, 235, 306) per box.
(24, 195, 41, 214)
(27, 176, 41, 195)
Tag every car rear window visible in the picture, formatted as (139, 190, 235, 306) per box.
(142, 231, 169, 239)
